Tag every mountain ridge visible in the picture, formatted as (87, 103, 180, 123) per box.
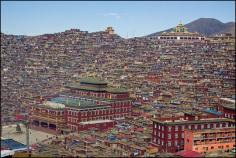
(146, 18, 235, 37)
(1, 18, 235, 38)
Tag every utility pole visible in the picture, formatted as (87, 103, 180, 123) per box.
(22, 73, 30, 157)
(21, 119, 30, 156)
(26, 120, 30, 156)
(25, 103, 30, 156)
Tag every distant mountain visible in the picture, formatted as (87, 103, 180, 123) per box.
(147, 18, 235, 37)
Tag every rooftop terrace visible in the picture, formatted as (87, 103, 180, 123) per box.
(65, 83, 106, 92)
(152, 118, 235, 125)
(65, 83, 128, 93)
(50, 96, 97, 109)
(220, 97, 235, 104)
(80, 77, 108, 85)
(188, 127, 235, 133)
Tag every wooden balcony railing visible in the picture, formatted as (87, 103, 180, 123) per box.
(31, 115, 65, 123)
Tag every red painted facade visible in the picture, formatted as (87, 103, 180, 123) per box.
(78, 120, 115, 131)
(218, 98, 235, 119)
(184, 127, 235, 153)
(152, 113, 235, 153)
(30, 78, 132, 134)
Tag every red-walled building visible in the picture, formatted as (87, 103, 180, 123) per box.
(218, 98, 235, 119)
(152, 112, 235, 153)
(30, 77, 132, 134)
(184, 127, 235, 154)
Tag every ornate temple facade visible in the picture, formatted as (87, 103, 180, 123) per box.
(30, 77, 132, 134)
(157, 22, 205, 42)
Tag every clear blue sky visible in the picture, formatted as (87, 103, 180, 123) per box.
(1, 1, 235, 38)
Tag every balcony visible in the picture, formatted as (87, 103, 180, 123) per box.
(31, 115, 65, 123)
(193, 137, 215, 140)
(217, 136, 235, 139)
(32, 113, 64, 119)
(194, 140, 216, 145)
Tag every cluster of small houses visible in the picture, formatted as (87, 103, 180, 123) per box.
(1, 24, 235, 157)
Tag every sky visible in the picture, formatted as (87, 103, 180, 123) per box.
(1, 1, 235, 38)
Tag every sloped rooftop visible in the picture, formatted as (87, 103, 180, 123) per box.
(50, 97, 97, 109)
(80, 77, 108, 85)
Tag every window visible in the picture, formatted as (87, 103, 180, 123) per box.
(225, 122, 228, 127)
(188, 125, 191, 129)
(158, 125, 161, 130)
(182, 125, 185, 131)
(211, 146, 214, 149)
(207, 124, 210, 129)
(168, 126, 172, 132)
(168, 134, 171, 139)
(219, 123, 222, 128)
(168, 141, 171, 147)
(175, 133, 178, 138)
(162, 133, 164, 138)
(158, 139, 160, 145)
(175, 126, 178, 131)
(213, 123, 216, 128)
(158, 132, 160, 137)
(195, 125, 198, 129)
(162, 126, 164, 131)
(201, 124, 204, 129)
(161, 141, 164, 146)
(182, 133, 184, 138)
(154, 124, 157, 128)
(175, 141, 178, 146)
(226, 145, 229, 148)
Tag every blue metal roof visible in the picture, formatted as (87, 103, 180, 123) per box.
(1, 139, 27, 151)
(203, 108, 223, 116)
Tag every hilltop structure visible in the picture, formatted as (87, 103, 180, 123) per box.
(105, 26, 115, 34)
(157, 22, 205, 42)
